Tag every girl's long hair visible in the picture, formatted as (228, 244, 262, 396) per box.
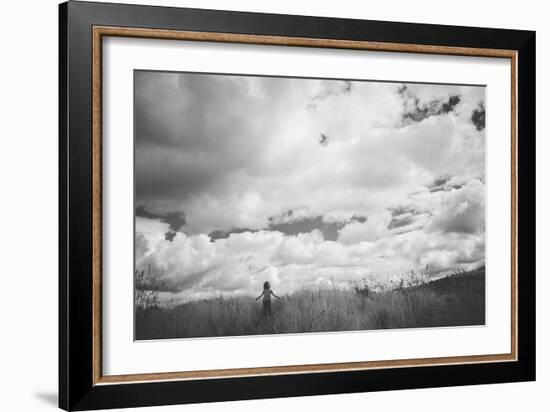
(263, 281, 270, 290)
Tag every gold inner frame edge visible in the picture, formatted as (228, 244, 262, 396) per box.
(91, 25, 518, 386)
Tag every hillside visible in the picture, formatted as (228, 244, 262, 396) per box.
(135, 267, 486, 340)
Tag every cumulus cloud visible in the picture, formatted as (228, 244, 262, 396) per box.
(338, 211, 392, 244)
(137, 222, 484, 302)
(134, 71, 486, 301)
(428, 179, 485, 234)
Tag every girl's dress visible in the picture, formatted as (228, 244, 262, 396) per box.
(262, 289, 272, 316)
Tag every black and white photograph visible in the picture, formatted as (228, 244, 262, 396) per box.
(134, 71, 487, 340)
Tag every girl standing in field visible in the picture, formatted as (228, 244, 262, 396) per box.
(255, 281, 280, 316)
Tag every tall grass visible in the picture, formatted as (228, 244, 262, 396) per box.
(135, 267, 485, 340)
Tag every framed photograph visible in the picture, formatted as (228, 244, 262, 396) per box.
(59, 1, 535, 410)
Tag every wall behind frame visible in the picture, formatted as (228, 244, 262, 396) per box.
(0, 0, 546, 411)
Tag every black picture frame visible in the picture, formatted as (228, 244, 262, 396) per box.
(59, 1, 535, 410)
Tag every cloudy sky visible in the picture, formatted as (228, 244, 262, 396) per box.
(134, 70, 486, 302)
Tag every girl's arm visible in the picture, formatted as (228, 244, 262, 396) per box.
(255, 291, 264, 301)
(271, 291, 280, 299)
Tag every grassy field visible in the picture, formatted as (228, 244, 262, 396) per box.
(135, 267, 485, 340)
